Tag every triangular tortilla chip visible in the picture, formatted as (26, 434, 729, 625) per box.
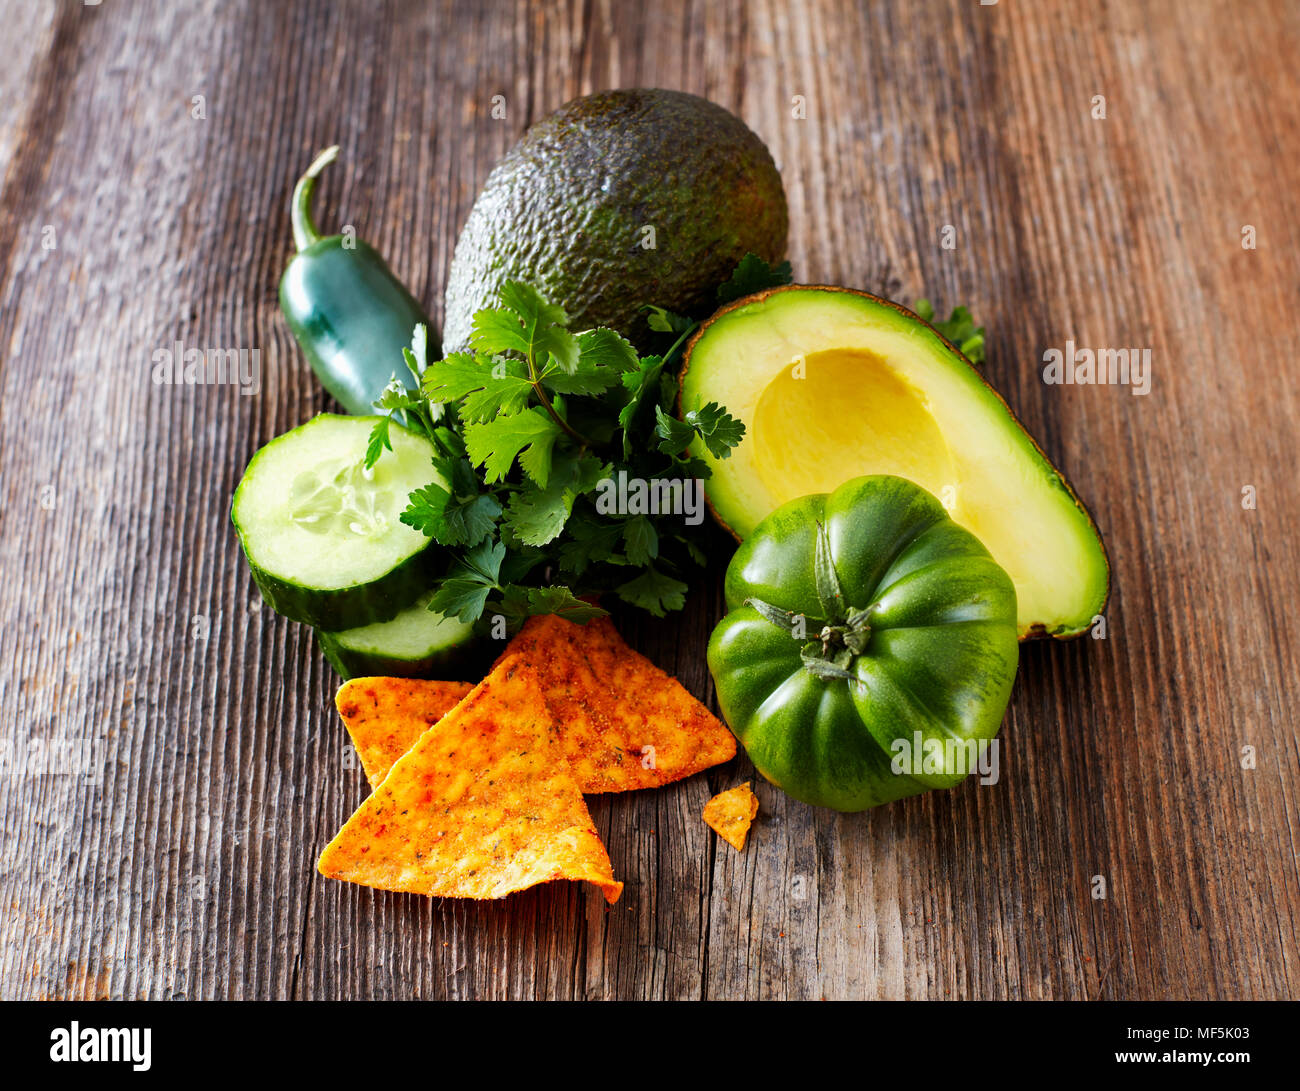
(318, 655, 622, 903)
(492, 614, 737, 793)
(335, 678, 475, 789)
(703, 782, 759, 851)
(341, 616, 736, 793)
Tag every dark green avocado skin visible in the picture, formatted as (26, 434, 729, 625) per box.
(443, 88, 789, 349)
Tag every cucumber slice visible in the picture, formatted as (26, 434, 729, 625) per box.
(316, 591, 487, 680)
(232, 414, 442, 630)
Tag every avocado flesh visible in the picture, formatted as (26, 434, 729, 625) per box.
(681, 286, 1109, 638)
(442, 89, 788, 350)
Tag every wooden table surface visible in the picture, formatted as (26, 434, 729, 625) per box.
(2, 0, 1297, 1001)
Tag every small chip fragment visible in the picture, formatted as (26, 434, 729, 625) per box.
(703, 782, 759, 851)
(318, 655, 622, 903)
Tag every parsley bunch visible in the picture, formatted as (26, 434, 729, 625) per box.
(366, 257, 791, 627)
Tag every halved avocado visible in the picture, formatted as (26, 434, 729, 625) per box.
(679, 285, 1109, 638)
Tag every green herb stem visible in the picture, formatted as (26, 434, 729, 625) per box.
(526, 348, 592, 447)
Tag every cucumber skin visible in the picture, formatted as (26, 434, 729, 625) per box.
(245, 546, 437, 631)
(315, 626, 493, 681)
(231, 413, 441, 631)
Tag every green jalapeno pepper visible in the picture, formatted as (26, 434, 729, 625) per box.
(279, 146, 432, 415)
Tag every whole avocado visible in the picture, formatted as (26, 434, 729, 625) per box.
(443, 88, 788, 349)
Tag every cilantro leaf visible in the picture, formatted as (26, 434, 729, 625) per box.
(502, 489, 566, 547)
(556, 513, 626, 576)
(576, 327, 640, 372)
(422, 352, 535, 422)
(497, 281, 567, 334)
(471, 281, 579, 373)
(428, 425, 466, 460)
(458, 537, 506, 584)
(494, 584, 608, 624)
(499, 546, 545, 585)
(374, 375, 422, 414)
(470, 308, 532, 356)
(654, 404, 697, 455)
(389, 277, 755, 625)
(657, 369, 679, 413)
(401, 470, 502, 547)
(914, 299, 986, 364)
(642, 304, 695, 334)
(622, 516, 658, 566)
(364, 415, 392, 470)
(687, 402, 746, 459)
(615, 566, 689, 616)
(657, 402, 745, 459)
(420, 352, 482, 402)
(716, 253, 794, 304)
(463, 407, 563, 486)
(618, 354, 666, 457)
(534, 324, 580, 374)
(429, 578, 494, 623)
(540, 367, 620, 397)
(540, 328, 637, 395)
(428, 539, 506, 623)
(502, 454, 608, 547)
(675, 533, 708, 568)
(400, 482, 451, 538)
(447, 494, 502, 547)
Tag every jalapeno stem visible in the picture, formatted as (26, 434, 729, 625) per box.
(291, 145, 341, 252)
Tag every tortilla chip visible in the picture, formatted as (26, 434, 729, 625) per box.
(337, 616, 736, 794)
(335, 678, 475, 789)
(703, 782, 759, 851)
(318, 655, 622, 904)
(493, 614, 736, 793)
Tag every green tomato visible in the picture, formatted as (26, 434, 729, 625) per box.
(707, 475, 1019, 811)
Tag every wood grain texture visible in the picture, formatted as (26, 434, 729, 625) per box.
(1, 0, 1296, 1000)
